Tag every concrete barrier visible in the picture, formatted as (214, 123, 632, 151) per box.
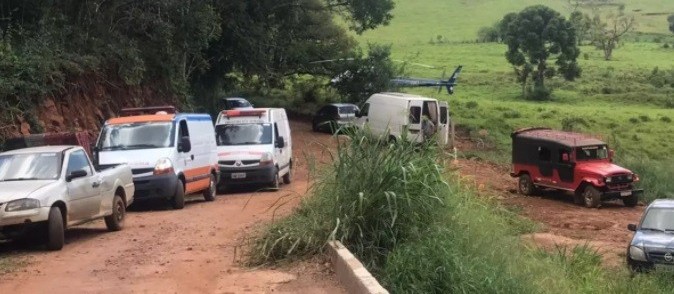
(327, 241, 389, 294)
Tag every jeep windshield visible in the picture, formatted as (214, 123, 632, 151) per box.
(0, 153, 62, 181)
(576, 145, 609, 161)
(216, 123, 272, 146)
(98, 122, 175, 150)
(641, 208, 674, 232)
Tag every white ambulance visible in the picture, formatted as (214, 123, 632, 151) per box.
(214, 108, 292, 191)
(95, 106, 219, 209)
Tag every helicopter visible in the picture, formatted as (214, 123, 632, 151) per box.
(310, 58, 462, 95)
(390, 65, 463, 95)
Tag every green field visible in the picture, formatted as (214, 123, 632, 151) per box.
(352, 0, 674, 199)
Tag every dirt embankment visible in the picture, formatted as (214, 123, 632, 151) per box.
(2, 76, 178, 140)
(0, 121, 344, 294)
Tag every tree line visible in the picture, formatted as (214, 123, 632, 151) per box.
(0, 0, 398, 118)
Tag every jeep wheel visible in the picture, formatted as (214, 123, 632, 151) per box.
(104, 194, 125, 231)
(583, 186, 601, 208)
(203, 174, 216, 202)
(518, 174, 537, 196)
(46, 206, 65, 251)
(172, 179, 185, 209)
(623, 194, 638, 207)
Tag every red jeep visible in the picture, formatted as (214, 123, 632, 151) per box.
(510, 128, 643, 208)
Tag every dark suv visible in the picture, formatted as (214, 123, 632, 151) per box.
(510, 127, 643, 208)
(312, 103, 359, 133)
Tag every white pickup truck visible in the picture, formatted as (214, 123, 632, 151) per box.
(0, 146, 134, 250)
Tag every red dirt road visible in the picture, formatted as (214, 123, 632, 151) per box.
(0, 121, 345, 294)
(457, 157, 644, 267)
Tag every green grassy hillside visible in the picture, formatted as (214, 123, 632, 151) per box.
(354, 0, 674, 199)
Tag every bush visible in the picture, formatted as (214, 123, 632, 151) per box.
(465, 101, 479, 109)
(639, 115, 651, 122)
(249, 129, 447, 266)
(527, 85, 552, 101)
(477, 26, 501, 43)
(503, 110, 522, 119)
(561, 117, 589, 131)
(661, 116, 672, 123)
(629, 117, 640, 123)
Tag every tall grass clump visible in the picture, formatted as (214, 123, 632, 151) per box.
(617, 155, 674, 202)
(248, 129, 448, 267)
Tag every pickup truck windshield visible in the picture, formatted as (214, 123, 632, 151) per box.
(576, 145, 609, 161)
(641, 208, 674, 231)
(216, 123, 272, 146)
(0, 153, 61, 181)
(98, 122, 175, 150)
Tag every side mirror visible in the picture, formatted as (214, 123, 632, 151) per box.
(609, 149, 615, 160)
(178, 136, 191, 153)
(627, 224, 637, 232)
(66, 170, 88, 182)
(275, 136, 286, 148)
(562, 153, 570, 162)
(355, 111, 362, 118)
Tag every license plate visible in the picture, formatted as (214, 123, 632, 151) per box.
(621, 191, 632, 197)
(231, 173, 246, 179)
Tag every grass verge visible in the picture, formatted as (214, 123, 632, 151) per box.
(248, 130, 673, 293)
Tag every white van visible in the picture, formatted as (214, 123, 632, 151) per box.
(356, 92, 450, 146)
(95, 106, 219, 209)
(214, 108, 292, 191)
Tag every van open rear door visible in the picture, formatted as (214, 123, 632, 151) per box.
(407, 100, 424, 142)
(438, 101, 449, 147)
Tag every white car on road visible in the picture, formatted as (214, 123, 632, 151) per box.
(0, 146, 135, 250)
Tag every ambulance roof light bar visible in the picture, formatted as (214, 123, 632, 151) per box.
(120, 106, 178, 117)
(221, 109, 266, 118)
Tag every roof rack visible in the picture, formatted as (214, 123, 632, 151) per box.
(511, 127, 552, 137)
(120, 106, 178, 117)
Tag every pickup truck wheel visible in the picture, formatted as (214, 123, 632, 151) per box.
(104, 194, 125, 231)
(203, 174, 216, 202)
(46, 207, 64, 251)
(172, 180, 185, 209)
(583, 186, 601, 208)
(518, 174, 538, 196)
(623, 194, 638, 207)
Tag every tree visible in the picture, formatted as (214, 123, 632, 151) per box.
(329, 44, 399, 103)
(589, 7, 636, 60)
(500, 5, 581, 99)
(668, 14, 674, 34)
(569, 11, 592, 45)
(325, 0, 395, 34)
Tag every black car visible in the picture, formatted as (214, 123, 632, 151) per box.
(219, 97, 253, 110)
(312, 103, 360, 133)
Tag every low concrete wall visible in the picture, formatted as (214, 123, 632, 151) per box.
(327, 241, 389, 294)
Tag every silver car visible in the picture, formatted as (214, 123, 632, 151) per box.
(0, 146, 135, 250)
